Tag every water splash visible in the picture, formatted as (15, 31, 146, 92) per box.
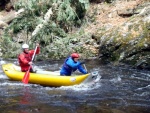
(36, 72, 102, 92)
(0, 82, 26, 86)
(0, 58, 6, 65)
(58, 82, 101, 91)
(0, 74, 8, 79)
(136, 85, 150, 90)
(53, 70, 102, 91)
(110, 76, 122, 83)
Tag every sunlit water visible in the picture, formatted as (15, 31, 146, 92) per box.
(0, 59, 150, 113)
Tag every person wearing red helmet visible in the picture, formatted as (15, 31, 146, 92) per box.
(60, 53, 88, 76)
(18, 43, 40, 72)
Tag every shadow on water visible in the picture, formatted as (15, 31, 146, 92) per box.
(0, 59, 150, 113)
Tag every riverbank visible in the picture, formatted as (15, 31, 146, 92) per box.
(0, 0, 150, 69)
(85, 0, 150, 69)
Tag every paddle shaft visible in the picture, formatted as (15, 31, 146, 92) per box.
(80, 58, 87, 72)
(22, 45, 38, 84)
(83, 64, 87, 72)
(31, 46, 38, 62)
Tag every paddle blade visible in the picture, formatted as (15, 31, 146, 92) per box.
(22, 67, 30, 84)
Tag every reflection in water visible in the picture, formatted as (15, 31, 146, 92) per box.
(20, 86, 31, 105)
(0, 59, 150, 113)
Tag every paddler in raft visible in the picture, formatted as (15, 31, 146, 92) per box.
(18, 43, 40, 72)
(60, 53, 88, 76)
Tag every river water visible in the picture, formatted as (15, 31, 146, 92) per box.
(0, 59, 150, 113)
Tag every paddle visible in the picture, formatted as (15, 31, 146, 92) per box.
(22, 45, 38, 84)
(80, 58, 88, 73)
(83, 64, 87, 73)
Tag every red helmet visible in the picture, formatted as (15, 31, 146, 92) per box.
(71, 53, 79, 58)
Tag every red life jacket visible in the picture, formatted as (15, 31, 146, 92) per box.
(18, 47, 40, 72)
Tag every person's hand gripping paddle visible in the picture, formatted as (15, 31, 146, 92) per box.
(22, 45, 38, 84)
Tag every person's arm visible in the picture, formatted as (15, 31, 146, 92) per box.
(78, 64, 87, 74)
(66, 57, 80, 68)
(30, 47, 40, 55)
(18, 54, 29, 65)
(29, 44, 40, 56)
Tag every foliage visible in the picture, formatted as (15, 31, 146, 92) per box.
(38, 31, 95, 60)
(7, 0, 90, 36)
(1, 34, 21, 58)
(1, 0, 92, 59)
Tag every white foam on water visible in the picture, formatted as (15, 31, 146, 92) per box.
(0, 82, 27, 86)
(136, 84, 150, 90)
(0, 70, 4, 73)
(68, 72, 101, 91)
(38, 73, 102, 91)
(134, 91, 150, 97)
(51, 82, 101, 92)
(110, 76, 122, 83)
(54, 73, 102, 92)
(41, 82, 101, 92)
(0, 74, 8, 79)
(132, 76, 149, 81)
(0, 60, 6, 65)
(140, 72, 150, 77)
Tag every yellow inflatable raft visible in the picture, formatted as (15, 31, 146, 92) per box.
(2, 63, 89, 87)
